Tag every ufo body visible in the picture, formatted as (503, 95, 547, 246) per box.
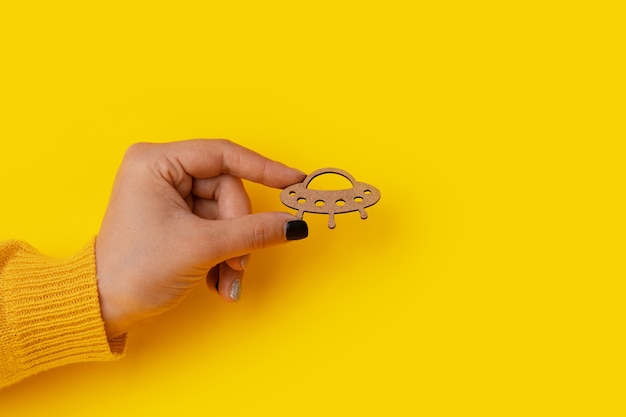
(280, 168, 381, 229)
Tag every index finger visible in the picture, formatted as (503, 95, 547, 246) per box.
(161, 139, 306, 188)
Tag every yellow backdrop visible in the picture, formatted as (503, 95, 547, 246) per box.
(0, 1, 623, 415)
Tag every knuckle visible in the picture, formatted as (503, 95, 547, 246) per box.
(201, 138, 232, 150)
(213, 138, 232, 146)
(250, 222, 270, 250)
(124, 142, 152, 161)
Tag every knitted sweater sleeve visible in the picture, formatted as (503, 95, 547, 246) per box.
(0, 239, 126, 388)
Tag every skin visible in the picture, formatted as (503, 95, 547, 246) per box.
(95, 139, 306, 338)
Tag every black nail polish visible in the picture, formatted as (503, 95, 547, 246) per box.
(285, 220, 308, 240)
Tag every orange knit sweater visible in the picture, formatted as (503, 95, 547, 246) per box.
(0, 239, 126, 388)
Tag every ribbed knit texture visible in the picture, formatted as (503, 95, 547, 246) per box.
(0, 239, 126, 388)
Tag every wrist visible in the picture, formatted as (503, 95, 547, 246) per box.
(95, 238, 133, 339)
(97, 288, 131, 339)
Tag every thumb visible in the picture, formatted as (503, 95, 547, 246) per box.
(204, 212, 308, 262)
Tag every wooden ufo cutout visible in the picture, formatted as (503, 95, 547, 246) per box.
(280, 168, 381, 229)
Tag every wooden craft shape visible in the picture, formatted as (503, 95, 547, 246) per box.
(280, 168, 381, 229)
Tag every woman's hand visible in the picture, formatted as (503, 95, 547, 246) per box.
(95, 139, 308, 338)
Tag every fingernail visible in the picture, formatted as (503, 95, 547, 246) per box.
(240, 254, 251, 270)
(285, 220, 308, 240)
(230, 279, 242, 302)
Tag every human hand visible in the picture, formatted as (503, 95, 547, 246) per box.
(95, 139, 308, 338)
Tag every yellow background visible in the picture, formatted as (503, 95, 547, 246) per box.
(0, 1, 624, 415)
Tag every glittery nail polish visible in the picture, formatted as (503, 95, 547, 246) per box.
(285, 220, 308, 241)
(230, 279, 241, 302)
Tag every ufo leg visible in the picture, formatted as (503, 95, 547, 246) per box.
(358, 208, 368, 220)
(295, 209, 305, 219)
(328, 212, 336, 229)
